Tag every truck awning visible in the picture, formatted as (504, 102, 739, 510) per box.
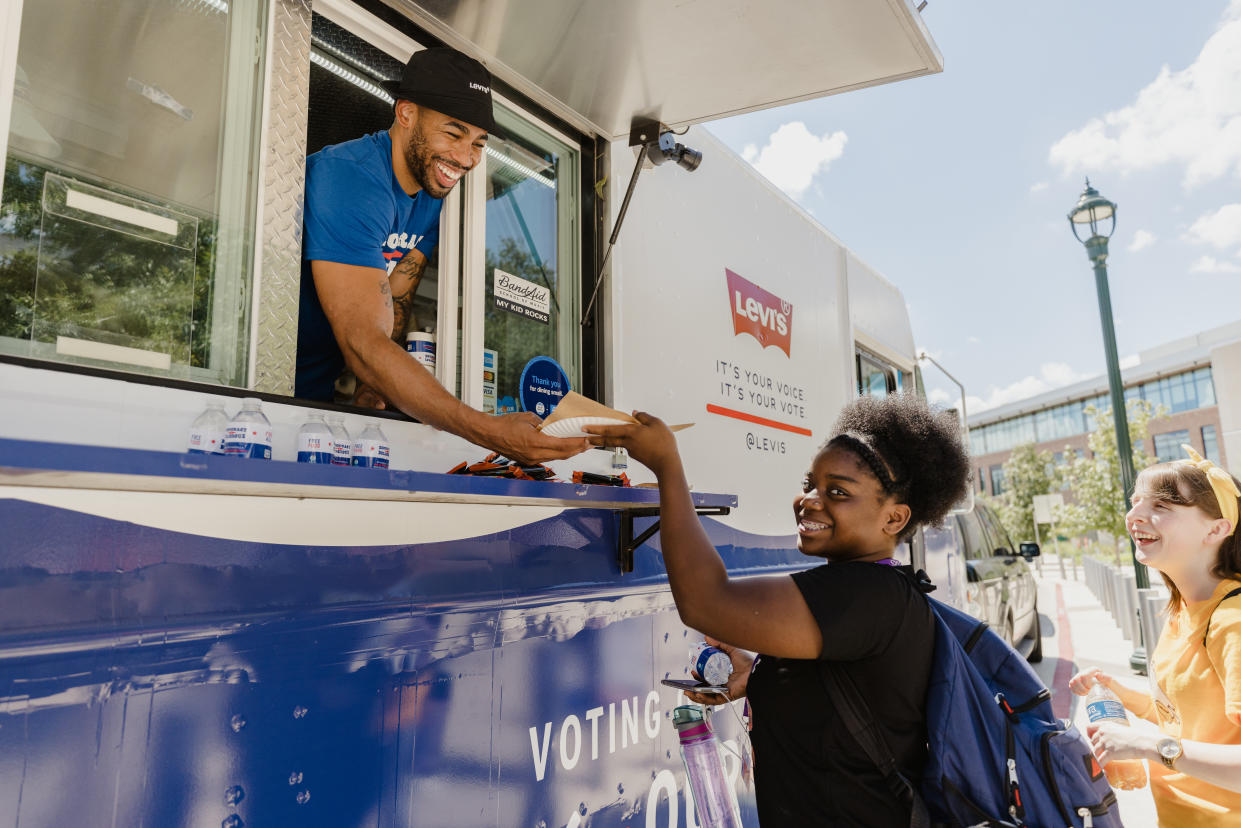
(387, 0, 943, 139)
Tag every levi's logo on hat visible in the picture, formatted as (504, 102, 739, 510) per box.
(725, 268, 793, 357)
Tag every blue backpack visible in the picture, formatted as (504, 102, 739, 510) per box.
(821, 587, 1122, 827)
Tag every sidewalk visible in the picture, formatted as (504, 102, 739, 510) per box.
(1030, 554, 1160, 827)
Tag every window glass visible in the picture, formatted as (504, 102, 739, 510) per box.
(1153, 429, 1191, 463)
(989, 464, 1006, 496)
(1197, 367, 1216, 407)
(0, 0, 268, 385)
(978, 505, 1012, 553)
(857, 353, 894, 398)
(956, 512, 988, 560)
(921, 521, 962, 591)
(1203, 424, 1220, 464)
(482, 107, 580, 414)
(483, 105, 580, 412)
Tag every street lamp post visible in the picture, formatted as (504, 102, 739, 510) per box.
(1068, 179, 1150, 671)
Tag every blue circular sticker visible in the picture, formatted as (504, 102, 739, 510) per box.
(519, 356, 570, 419)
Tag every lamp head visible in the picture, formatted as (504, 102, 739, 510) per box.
(1067, 178, 1117, 244)
(646, 130, 702, 172)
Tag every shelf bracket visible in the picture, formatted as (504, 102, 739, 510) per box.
(618, 506, 732, 574)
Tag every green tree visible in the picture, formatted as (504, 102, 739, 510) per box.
(1058, 399, 1164, 545)
(991, 442, 1057, 544)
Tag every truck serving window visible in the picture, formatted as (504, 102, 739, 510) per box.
(0, 0, 268, 386)
(306, 4, 584, 412)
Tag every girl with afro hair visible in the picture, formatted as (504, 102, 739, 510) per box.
(587, 393, 971, 827)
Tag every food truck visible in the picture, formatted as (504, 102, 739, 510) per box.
(0, 1, 942, 824)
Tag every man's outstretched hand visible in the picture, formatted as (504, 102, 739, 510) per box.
(487, 412, 589, 465)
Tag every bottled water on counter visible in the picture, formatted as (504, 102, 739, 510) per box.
(296, 412, 334, 464)
(326, 415, 352, 466)
(351, 420, 390, 469)
(221, 397, 273, 460)
(187, 401, 228, 455)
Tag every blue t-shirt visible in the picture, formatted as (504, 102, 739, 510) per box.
(296, 130, 442, 401)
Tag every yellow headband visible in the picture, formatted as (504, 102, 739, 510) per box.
(1178, 444, 1240, 538)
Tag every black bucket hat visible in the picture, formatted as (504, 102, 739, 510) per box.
(381, 47, 497, 134)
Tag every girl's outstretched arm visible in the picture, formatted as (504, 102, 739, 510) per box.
(587, 413, 823, 659)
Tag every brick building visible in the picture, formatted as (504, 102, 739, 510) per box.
(967, 321, 1241, 497)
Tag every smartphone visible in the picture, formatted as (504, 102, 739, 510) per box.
(660, 678, 730, 696)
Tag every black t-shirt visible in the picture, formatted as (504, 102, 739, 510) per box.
(747, 562, 934, 827)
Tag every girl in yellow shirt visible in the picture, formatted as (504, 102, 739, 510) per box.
(1071, 447, 1241, 826)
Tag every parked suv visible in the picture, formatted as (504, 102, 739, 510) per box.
(910, 502, 1043, 662)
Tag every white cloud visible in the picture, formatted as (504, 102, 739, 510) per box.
(740, 122, 847, 198)
(1029, 181, 1048, 193)
(927, 387, 953, 406)
(1190, 254, 1241, 273)
(1048, 4, 1241, 188)
(968, 362, 1093, 413)
(1127, 229, 1156, 252)
(967, 335, 981, 344)
(1184, 203, 1241, 250)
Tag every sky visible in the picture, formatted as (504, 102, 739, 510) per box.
(705, 0, 1241, 418)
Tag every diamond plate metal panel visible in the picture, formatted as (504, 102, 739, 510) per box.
(253, 0, 312, 395)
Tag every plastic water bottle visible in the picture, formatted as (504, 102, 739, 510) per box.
(1084, 678, 1147, 790)
(405, 330, 436, 370)
(351, 420, 390, 469)
(296, 412, 334, 464)
(690, 642, 733, 686)
(187, 401, 228, 455)
(221, 397, 273, 460)
(326, 415, 352, 466)
(672, 706, 742, 828)
(611, 447, 628, 473)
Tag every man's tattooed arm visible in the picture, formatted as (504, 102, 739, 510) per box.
(388, 251, 427, 342)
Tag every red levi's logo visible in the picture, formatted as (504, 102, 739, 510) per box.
(725, 268, 793, 357)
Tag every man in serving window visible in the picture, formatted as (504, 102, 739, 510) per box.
(296, 47, 586, 464)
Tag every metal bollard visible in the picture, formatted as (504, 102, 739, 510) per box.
(1138, 587, 1169, 655)
(1101, 566, 1117, 621)
(1117, 572, 1138, 643)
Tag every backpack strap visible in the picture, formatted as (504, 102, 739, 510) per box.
(818, 661, 931, 828)
(1202, 586, 1241, 647)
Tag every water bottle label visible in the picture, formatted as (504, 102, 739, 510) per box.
(1086, 699, 1126, 723)
(188, 427, 225, 455)
(223, 424, 273, 459)
(691, 644, 732, 686)
(331, 439, 351, 465)
(297, 433, 333, 464)
(351, 439, 390, 469)
(406, 340, 436, 369)
(406, 334, 436, 370)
